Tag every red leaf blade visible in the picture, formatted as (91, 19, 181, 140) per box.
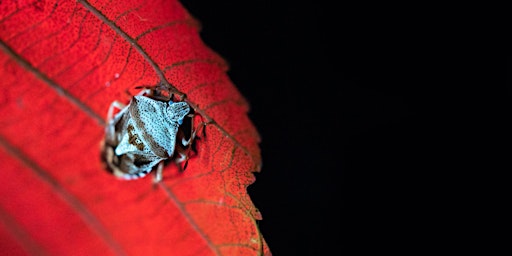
(0, 0, 269, 255)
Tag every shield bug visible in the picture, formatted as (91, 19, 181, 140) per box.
(101, 86, 202, 182)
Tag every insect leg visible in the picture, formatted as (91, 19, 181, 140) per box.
(153, 161, 164, 183)
(173, 148, 187, 172)
(135, 87, 152, 96)
(105, 100, 130, 143)
(134, 84, 176, 101)
(106, 101, 126, 122)
(182, 114, 208, 146)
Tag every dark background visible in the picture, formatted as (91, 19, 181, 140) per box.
(180, 1, 422, 254)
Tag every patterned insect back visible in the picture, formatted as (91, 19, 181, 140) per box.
(101, 92, 190, 181)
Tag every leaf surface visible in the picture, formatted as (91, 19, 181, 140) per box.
(0, 0, 269, 255)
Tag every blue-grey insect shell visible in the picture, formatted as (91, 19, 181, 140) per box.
(104, 95, 189, 180)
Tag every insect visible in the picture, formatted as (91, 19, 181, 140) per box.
(101, 86, 201, 182)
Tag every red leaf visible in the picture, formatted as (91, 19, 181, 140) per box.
(0, 0, 270, 255)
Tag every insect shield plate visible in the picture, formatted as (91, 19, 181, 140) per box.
(101, 90, 191, 182)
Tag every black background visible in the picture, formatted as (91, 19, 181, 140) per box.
(179, 1, 422, 254)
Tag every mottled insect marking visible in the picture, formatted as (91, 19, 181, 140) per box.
(127, 124, 145, 151)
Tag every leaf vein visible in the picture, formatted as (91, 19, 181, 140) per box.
(167, 132, 230, 188)
(158, 183, 221, 255)
(36, 12, 90, 70)
(161, 58, 226, 73)
(203, 98, 246, 112)
(0, 40, 104, 125)
(83, 46, 134, 103)
(0, 135, 127, 256)
(3, 0, 62, 42)
(0, 2, 27, 24)
(50, 21, 106, 84)
(186, 79, 222, 96)
(67, 36, 117, 89)
(0, 205, 48, 256)
(78, 0, 172, 94)
(17, 4, 80, 57)
(135, 19, 199, 41)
